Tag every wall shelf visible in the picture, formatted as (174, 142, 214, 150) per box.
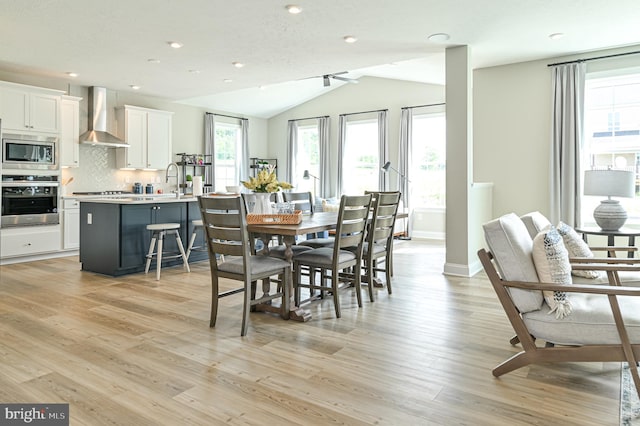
(250, 158, 277, 177)
(176, 153, 212, 193)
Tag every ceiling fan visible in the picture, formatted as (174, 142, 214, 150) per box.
(319, 72, 359, 87)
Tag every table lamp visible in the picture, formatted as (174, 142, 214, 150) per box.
(584, 169, 635, 231)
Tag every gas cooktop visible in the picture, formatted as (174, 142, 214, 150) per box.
(73, 191, 133, 195)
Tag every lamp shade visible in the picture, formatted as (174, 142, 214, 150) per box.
(584, 169, 635, 198)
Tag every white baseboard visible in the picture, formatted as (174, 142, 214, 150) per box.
(0, 250, 78, 266)
(443, 259, 483, 277)
(411, 231, 445, 240)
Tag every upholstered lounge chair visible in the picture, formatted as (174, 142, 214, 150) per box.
(480, 213, 640, 396)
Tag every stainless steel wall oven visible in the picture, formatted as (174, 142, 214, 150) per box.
(2, 133, 58, 170)
(1, 175, 59, 228)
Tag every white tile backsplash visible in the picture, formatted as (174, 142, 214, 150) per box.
(61, 144, 169, 194)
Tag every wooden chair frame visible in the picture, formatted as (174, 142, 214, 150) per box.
(359, 191, 401, 301)
(293, 194, 372, 318)
(199, 196, 291, 336)
(478, 248, 640, 396)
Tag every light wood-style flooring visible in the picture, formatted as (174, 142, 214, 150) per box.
(0, 240, 621, 425)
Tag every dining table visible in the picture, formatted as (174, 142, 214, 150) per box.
(246, 210, 409, 321)
(247, 211, 339, 321)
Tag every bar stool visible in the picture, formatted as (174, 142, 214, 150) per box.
(144, 223, 190, 280)
(186, 219, 210, 261)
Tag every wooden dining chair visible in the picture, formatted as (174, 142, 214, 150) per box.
(292, 194, 372, 318)
(358, 191, 401, 301)
(282, 191, 314, 213)
(198, 195, 291, 336)
(293, 190, 334, 249)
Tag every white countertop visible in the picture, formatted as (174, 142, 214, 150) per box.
(72, 194, 198, 204)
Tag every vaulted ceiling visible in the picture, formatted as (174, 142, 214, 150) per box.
(1, 0, 639, 117)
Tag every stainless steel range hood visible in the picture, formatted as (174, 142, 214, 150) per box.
(79, 87, 128, 148)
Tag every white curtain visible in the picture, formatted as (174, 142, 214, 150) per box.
(336, 114, 347, 196)
(205, 113, 249, 191)
(204, 113, 215, 188)
(286, 120, 298, 185)
(550, 62, 586, 226)
(399, 108, 413, 237)
(239, 118, 250, 183)
(378, 110, 389, 191)
(318, 116, 330, 197)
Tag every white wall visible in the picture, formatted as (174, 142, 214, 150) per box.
(473, 44, 640, 220)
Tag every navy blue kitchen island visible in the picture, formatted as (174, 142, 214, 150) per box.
(79, 196, 206, 276)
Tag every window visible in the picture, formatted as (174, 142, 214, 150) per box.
(295, 124, 320, 193)
(213, 121, 241, 191)
(411, 112, 446, 208)
(582, 72, 640, 225)
(341, 118, 380, 195)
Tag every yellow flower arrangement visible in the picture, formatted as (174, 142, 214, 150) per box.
(241, 165, 293, 193)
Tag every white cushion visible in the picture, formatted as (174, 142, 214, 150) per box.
(520, 211, 552, 239)
(557, 221, 601, 279)
(483, 213, 543, 313)
(524, 292, 640, 345)
(532, 227, 572, 319)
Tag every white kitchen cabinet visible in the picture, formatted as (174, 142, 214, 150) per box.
(116, 105, 173, 170)
(0, 81, 62, 134)
(60, 96, 82, 168)
(0, 225, 61, 258)
(63, 198, 80, 249)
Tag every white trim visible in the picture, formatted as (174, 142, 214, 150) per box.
(443, 260, 483, 277)
(411, 231, 445, 240)
(0, 250, 78, 266)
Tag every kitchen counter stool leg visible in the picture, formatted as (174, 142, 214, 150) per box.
(144, 223, 190, 281)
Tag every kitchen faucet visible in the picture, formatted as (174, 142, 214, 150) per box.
(165, 162, 180, 198)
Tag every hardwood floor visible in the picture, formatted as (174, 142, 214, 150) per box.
(0, 240, 621, 425)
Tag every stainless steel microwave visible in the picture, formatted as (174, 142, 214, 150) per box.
(2, 133, 58, 170)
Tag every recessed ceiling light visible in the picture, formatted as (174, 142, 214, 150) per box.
(130, 85, 140, 90)
(549, 33, 565, 40)
(66, 72, 78, 78)
(168, 41, 183, 49)
(286, 5, 302, 14)
(232, 62, 244, 68)
(343, 35, 358, 43)
(147, 58, 161, 64)
(428, 33, 450, 43)
(223, 79, 233, 83)
(189, 69, 201, 74)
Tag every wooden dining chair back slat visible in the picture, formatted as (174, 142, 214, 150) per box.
(198, 195, 291, 336)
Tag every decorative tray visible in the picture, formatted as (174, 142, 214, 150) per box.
(246, 210, 303, 224)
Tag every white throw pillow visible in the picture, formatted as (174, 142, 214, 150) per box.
(532, 226, 573, 319)
(557, 221, 601, 279)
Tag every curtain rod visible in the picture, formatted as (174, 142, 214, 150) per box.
(339, 108, 388, 117)
(288, 115, 329, 122)
(206, 112, 247, 121)
(547, 50, 640, 67)
(402, 102, 445, 110)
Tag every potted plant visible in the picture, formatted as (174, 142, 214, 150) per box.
(186, 174, 193, 188)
